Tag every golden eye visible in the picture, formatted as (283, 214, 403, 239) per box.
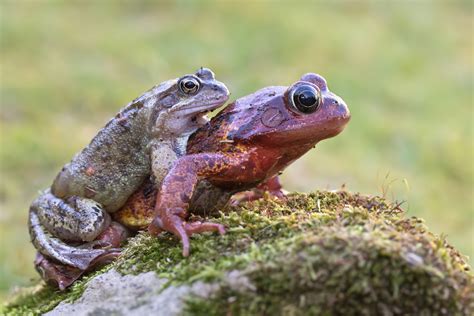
(178, 76, 201, 95)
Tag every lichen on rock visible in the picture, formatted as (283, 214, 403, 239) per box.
(3, 191, 473, 315)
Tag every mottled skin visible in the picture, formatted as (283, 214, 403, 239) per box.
(29, 68, 229, 289)
(118, 73, 350, 256)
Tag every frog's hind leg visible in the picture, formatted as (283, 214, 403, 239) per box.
(34, 222, 128, 290)
(231, 176, 288, 205)
(32, 190, 111, 242)
(29, 191, 121, 270)
(29, 210, 112, 270)
(34, 252, 84, 291)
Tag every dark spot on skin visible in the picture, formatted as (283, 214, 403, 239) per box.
(92, 207, 101, 213)
(118, 118, 132, 131)
(121, 100, 144, 115)
(130, 101, 144, 111)
(143, 185, 155, 198)
(133, 140, 142, 149)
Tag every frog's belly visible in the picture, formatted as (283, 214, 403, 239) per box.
(51, 156, 151, 212)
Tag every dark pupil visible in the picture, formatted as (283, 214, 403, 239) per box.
(184, 80, 196, 89)
(298, 89, 317, 107)
(292, 86, 320, 114)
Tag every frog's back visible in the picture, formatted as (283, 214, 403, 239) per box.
(51, 98, 153, 212)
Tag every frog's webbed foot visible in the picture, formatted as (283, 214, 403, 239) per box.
(34, 222, 129, 290)
(35, 252, 84, 291)
(35, 250, 122, 291)
(30, 210, 109, 270)
(148, 211, 225, 257)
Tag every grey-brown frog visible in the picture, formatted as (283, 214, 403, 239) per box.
(29, 68, 229, 288)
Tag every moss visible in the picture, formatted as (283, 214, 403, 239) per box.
(3, 191, 473, 315)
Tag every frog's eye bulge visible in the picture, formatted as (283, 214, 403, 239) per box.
(300, 73, 328, 91)
(290, 85, 321, 114)
(195, 67, 215, 80)
(178, 76, 201, 95)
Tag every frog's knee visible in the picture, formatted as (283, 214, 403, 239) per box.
(73, 198, 111, 242)
(31, 192, 110, 242)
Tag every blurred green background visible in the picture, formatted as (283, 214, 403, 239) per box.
(0, 1, 472, 301)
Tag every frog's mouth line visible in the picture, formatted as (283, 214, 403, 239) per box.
(178, 100, 225, 116)
(182, 100, 227, 126)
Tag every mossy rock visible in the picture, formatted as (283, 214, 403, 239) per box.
(3, 191, 473, 315)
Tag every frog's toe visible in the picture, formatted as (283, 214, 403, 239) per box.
(35, 252, 84, 291)
(149, 214, 191, 256)
(270, 188, 289, 200)
(150, 214, 224, 256)
(35, 250, 122, 291)
(148, 216, 164, 237)
(231, 188, 288, 206)
(76, 222, 128, 265)
(184, 221, 226, 236)
(89, 249, 122, 268)
(168, 215, 191, 257)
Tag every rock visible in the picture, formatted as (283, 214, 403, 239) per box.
(45, 270, 219, 316)
(3, 191, 474, 315)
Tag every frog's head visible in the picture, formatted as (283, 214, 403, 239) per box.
(228, 73, 350, 148)
(148, 67, 230, 137)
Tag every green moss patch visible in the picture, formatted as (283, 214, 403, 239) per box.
(3, 191, 473, 315)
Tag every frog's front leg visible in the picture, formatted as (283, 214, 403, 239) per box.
(148, 152, 250, 256)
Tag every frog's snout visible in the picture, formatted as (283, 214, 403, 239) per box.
(334, 97, 351, 121)
(323, 92, 350, 122)
(212, 82, 230, 101)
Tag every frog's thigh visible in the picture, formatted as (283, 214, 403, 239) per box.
(31, 191, 111, 242)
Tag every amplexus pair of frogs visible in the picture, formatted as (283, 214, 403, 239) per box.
(28, 67, 350, 289)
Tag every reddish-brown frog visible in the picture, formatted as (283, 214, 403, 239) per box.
(117, 73, 350, 256)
